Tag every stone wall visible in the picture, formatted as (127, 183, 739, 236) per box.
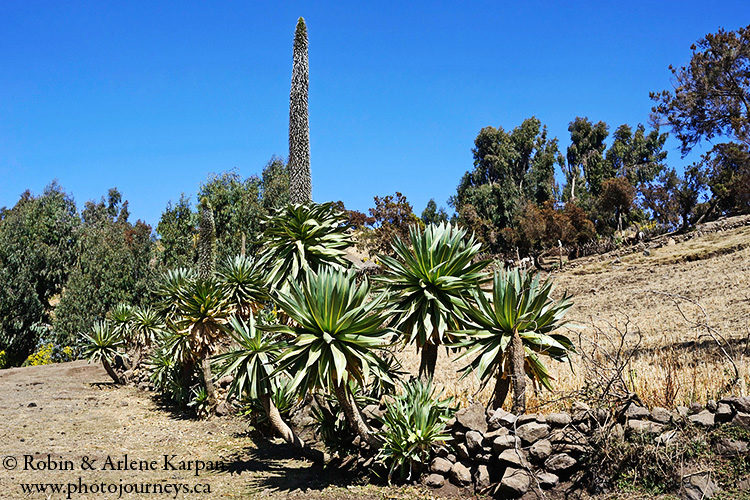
(424, 397, 750, 498)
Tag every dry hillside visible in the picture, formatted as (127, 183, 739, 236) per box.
(397, 219, 750, 410)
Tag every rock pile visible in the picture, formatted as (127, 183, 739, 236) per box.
(425, 397, 750, 497)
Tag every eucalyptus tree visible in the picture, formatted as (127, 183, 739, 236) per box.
(651, 24, 750, 155)
(377, 223, 490, 379)
(456, 269, 573, 413)
(288, 17, 312, 204)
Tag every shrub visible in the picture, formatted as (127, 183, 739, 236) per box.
(24, 342, 55, 366)
(377, 378, 457, 482)
(0, 350, 7, 369)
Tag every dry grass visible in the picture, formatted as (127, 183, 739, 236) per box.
(394, 224, 750, 412)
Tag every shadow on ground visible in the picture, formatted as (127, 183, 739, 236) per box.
(220, 438, 352, 493)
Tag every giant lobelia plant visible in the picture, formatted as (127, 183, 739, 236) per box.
(376, 222, 490, 378)
(257, 202, 352, 292)
(456, 268, 574, 413)
(265, 267, 394, 446)
(214, 315, 304, 448)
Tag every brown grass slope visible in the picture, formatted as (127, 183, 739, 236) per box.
(397, 222, 750, 410)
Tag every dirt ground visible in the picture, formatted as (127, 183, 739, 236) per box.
(0, 361, 446, 499)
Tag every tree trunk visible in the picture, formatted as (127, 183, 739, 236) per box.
(261, 394, 304, 448)
(419, 342, 439, 380)
(570, 175, 576, 201)
(200, 357, 216, 404)
(493, 371, 511, 410)
(509, 329, 527, 414)
(334, 381, 380, 447)
(102, 359, 124, 385)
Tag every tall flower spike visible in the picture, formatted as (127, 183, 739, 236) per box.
(288, 17, 312, 204)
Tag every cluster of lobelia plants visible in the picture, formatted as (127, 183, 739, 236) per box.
(81, 17, 575, 482)
(82, 209, 574, 480)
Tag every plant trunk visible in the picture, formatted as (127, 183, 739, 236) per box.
(129, 345, 143, 371)
(334, 381, 380, 447)
(570, 175, 576, 201)
(102, 359, 124, 385)
(509, 329, 527, 414)
(261, 394, 304, 448)
(200, 357, 216, 404)
(493, 372, 511, 410)
(419, 342, 439, 380)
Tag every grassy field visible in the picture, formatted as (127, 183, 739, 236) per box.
(395, 223, 750, 411)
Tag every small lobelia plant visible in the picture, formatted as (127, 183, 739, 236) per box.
(456, 268, 574, 413)
(257, 202, 353, 292)
(81, 321, 127, 384)
(214, 314, 304, 448)
(377, 378, 457, 483)
(266, 266, 395, 446)
(376, 222, 490, 379)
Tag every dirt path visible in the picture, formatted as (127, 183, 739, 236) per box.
(0, 361, 436, 499)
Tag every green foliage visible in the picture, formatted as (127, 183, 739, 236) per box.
(156, 162, 290, 267)
(217, 255, 270, 318)
(453, 118, 562, 252)
(130, 306, 164, 349)
(650, 24, 750, 155)
(377, 378, 457, 482)
(147, 331, 195, 405)
(605, 123, 668, 186)
(420, 199, 449, 226)
(53, 189, 155, 347)
(702, 142, 750, 216)
(377, 223, 490, 371)
(266, 267, 394, 393)
(81, 321, 126, 367)
(257, 202, 353, 291)
(0, 183, 79, 365)
(174, 278, 232, 357)
(456, 269, 573, 398)
(215, 315, 285, 400)
(156, 194, 195, 269)
(0, 350, 6, 369)
(311, 394, 358, 455)
(155, 268, 196, 323)
(260, 156, 291, 211)
(566, 117, 609, 199)
(187, 385, 212, 419)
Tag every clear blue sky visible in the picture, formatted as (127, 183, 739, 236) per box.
(2, 1, 748, 226)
